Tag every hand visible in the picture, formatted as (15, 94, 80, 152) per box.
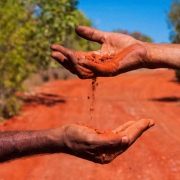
(60, 119, 155, 164)
(50, 26, 148, 79)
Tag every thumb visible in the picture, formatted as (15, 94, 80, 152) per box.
(75, 25, 105, 44)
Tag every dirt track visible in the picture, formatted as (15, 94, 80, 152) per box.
(0, 69, 180, 180)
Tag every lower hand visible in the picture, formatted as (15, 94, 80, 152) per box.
(60, 119, 154, 164)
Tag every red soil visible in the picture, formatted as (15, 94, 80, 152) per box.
(0, 69, 180, 180)
(85, 53, 116, 63)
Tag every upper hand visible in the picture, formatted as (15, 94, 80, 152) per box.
(60, 119, 154, 164)
(50, 26, 148, 79)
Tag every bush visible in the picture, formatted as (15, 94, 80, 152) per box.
(0, 96, 23, 121)
(0, 0, 97, 119)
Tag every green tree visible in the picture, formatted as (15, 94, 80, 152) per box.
(0, 0, 94, 119)
(0, 1, 35, 119)
(168, 0, 180, 81)
(27, 0, 99, 69)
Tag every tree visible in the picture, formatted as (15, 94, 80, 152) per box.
(26, 0, 100, 69)
(168, 0, 180, 43)
(0, 1, 35, 119)
(168, 0, 180, 81)
(62, 10, 101, 51)
(0, 0, 95, 119)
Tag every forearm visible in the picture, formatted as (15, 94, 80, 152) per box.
(143, 43, 180, 69)
(0, 128, 64, 163)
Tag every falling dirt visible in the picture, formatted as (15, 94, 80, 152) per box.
(86, 53, 116, 120)
(89, 77, 97, 120)
(0, 69, 180, 180)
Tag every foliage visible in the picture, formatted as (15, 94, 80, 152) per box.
(168, 0, 180, 43)
(0, 1, 34, 119)
(0, 0, 95, 119)
(168, 0, 180, 82)
(63, 10, 101, 51)
(114, 29, 153, 42)
(62, 11, 100, 51)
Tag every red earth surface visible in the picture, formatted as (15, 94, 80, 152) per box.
(0, 69, 180, 180)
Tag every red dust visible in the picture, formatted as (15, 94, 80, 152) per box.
(87, 53, 116, 120)
(85, 53, 116, 64)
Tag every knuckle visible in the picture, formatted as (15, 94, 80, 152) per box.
(91, 29, 98, 38)
(102, 33, 109, 42)
(66, 51, 72, 58)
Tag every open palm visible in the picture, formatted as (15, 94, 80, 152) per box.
(61, 119, 154, 164)
(51, 26, 147, 79)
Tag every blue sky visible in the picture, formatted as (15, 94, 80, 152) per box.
(77, 0, 173, 43)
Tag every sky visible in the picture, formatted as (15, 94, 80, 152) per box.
(77, 0, 173, 43)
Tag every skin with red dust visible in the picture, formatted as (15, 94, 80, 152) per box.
(79, 45, 141, 78)
(51, 25, 180, 81)
(0, 70, 179, 180)
(85, 53, 117, 64)
(50, 26, 148, 79)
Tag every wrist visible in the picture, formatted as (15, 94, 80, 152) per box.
(46, 127, 66, 153)
(141, 42, 161, 68)
(142, 42, 180, 69)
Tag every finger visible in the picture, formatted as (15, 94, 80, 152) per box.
(113, 121, 136, 133)
(75, 25, 105, 44)
(75, 65, 95, 79)
(124, 119, 155, 145)
(50, 44, 74, 57)
(51, 45, 79, 66)
(67, 52, 96, 79)
(51, 51, 76, 73)
(79, 59, 103, 72)
(67, 51, 78, 65)
(51, 43, 90, 57)
(95, 131, 129, 148)
(51, 51, 68, 66)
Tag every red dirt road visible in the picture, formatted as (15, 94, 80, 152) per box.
(0, 70, 180, 180)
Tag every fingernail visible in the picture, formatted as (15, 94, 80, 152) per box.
(122, 136, 128, 144)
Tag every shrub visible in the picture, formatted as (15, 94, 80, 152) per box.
(0, 0, 96, 119)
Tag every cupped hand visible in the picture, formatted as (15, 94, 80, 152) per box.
(51, 25, 148, 79)
(61, 119, 155, 164)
